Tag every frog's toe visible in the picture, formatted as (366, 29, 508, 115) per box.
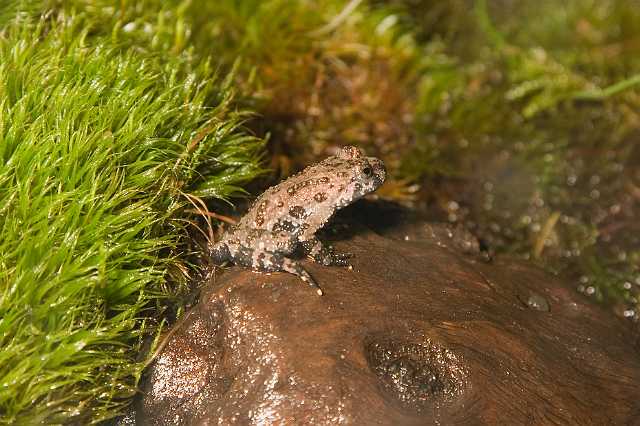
(322, 252, 348, 267)
(326, 251, 353, 267)
(307, 244, 353, 266)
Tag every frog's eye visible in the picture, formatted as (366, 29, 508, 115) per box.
(362, 166, 372, 176)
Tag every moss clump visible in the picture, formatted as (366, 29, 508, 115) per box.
(129, 0, 427, 185)
(0, 11, 263, 424)
(37, 0, 429, 193)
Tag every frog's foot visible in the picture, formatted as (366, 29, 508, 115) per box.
(280, 258, 323, 296)
(209, 241, 231, 264)
(302, 237, 352, 267)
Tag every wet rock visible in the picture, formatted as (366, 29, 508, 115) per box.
(136, 203, 640, 425)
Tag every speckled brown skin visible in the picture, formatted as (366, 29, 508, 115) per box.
(209, 146, 386, 295)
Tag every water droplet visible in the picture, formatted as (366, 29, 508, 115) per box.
(525, 293, 549, 311)
(517, 287, 550, 311)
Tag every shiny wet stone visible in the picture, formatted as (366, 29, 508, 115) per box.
(134, 206, 640, 425)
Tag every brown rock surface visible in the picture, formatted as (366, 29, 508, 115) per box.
(137, 203, 640, 425)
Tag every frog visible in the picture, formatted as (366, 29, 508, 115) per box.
(209, 145, 386, 295)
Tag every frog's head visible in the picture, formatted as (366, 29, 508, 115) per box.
(337, 145, 386, 198)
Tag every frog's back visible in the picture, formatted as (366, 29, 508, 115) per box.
(237, 146, 386, 240)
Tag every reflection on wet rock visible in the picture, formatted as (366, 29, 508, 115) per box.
(365, 338, 467, 413)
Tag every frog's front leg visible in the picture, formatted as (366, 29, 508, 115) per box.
(277, 256, 323, 296)
(251, 249, 324, 296)
(301, 237, 352, 267)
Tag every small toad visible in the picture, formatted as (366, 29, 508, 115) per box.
(209, 146, 386, 295)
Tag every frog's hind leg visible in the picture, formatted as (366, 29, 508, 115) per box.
(254, 250, 323, 296)
(280, 258, 323, 296)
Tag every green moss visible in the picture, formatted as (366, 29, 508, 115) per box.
(0, 11, 263, 423)
(123, 0, 427, 180)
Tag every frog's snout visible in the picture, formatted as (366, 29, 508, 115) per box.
(370, 158, 386, 187)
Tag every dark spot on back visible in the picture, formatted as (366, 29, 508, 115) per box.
(273, 220, 298, 234)
(314, 192, 327, 202)
(289, 205, 306, 219)
(255, 200, 269, 227)
(288, 179, 315, 196)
